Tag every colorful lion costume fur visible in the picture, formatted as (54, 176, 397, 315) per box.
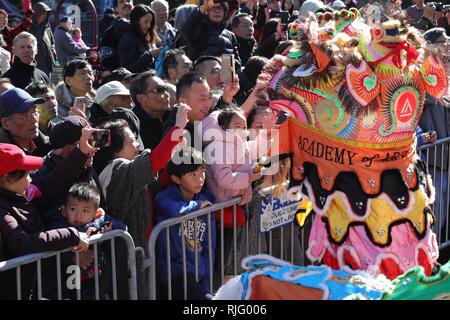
(257, 8, 449, 280)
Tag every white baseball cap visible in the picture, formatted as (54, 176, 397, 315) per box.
(95, 81, 130, 104)
(332, 0, 346, 9)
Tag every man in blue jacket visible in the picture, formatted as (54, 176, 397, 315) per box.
(155, 146, 215, 300)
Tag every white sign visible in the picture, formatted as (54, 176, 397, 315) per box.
(259, 193, 300, 232)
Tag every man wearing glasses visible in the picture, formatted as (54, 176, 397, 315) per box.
(130, 70, 172, 150)
(0, 87, 51, 156)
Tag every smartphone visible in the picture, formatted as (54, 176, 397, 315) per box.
(221, 54, 235, 84)
(92, 129, 111, 148)
(73, 96, 86, 109)
(281, 11, 289, 32)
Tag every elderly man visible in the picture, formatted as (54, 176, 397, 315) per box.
(151, 0, 177, 48)
(89, 81, 133, 126)
(1, 32, 51, 89)
(55, 59, 95, 120)
(0, 87, 51, 156)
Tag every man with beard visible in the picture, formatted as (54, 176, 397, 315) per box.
(1, 32, 51, 89)
(0, 87, 51, 157)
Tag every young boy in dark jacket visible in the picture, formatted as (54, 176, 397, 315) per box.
(48, 182, 126, 299)
(155, 146, 215, 300)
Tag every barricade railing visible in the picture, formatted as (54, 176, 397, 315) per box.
(418, 136, 450, 248)
(0, 230, 137, 300)
(145, 137, 450, 300)
(146, 189, 312, 300)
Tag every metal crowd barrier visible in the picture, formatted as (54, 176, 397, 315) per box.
(146, 193, 311, 300)
(418, 136, 450, 249)
(0, 230, 137, 300)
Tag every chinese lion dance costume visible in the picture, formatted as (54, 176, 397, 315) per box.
(256, 8, 449, 280)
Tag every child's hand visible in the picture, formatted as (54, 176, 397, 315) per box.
(85, 226, 97, 236)
(100, 222, 113, 233)
(73, 232, 90, 253)
(200, 200, 213, 208)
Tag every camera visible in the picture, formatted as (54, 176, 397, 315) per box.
(91, 129, 111, 148)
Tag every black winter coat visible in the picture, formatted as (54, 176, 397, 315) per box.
(1, 57, 51, 89)
(117, 30, 154, 73)
(183, 8, 242, 65)
(0, 147, 88, 299)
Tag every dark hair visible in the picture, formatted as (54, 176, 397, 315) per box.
(63, 59, 91, 86)
(247, 105, 272, 128)
(193, 55, 221, 71)
(130, 4, 158, 46)
(176, 72, 207, 100)
(93, 119, 129, 173)
(243, 56, 269, 87)
(129, 69, 157, 105)
(261, 18, 279, 42)
(25, 81, 54, 97)
(167, 146, 204, 179)
(282, 0, 294, 15)
(231, 13, 250, 29)
(65, 182, 101, 207)
(163, 48, 186, 79)
(217, 106, 246, 130)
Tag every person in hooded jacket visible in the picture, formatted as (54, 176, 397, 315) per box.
(28, 2, 56, 76)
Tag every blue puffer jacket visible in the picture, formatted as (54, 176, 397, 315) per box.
(155, 184, 216, 291)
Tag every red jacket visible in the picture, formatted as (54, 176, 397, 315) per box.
(1, 14, 32, 61)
